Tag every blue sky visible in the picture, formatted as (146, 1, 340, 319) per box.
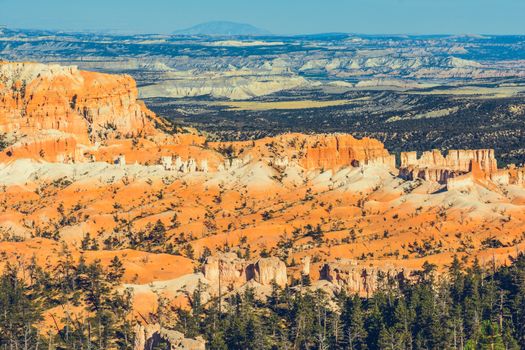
(0, 0, 524, 35)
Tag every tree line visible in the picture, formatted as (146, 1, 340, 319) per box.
(3, 251, 525, 349)
(172, 255, 525, 350)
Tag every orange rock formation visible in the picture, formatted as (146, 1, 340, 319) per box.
(399, 149, 498, 183)
(0, 62, 189, 163)
(211, 133, 395, 171)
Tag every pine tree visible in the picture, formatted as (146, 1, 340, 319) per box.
(107, 255, 125, 283)
(477, 320, 505, 350)
(0, 263, 45, 349)
(341, 294, 368, 350)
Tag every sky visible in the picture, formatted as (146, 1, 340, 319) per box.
(0, 0, 524, 35)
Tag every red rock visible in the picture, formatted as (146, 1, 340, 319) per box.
(211, 133, 395, 171)
(0, 62, 167, 162)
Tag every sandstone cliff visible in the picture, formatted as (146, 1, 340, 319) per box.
(0, 62, 168, 162)
(399, 149, 498, 183)
(211, 133, 395, 171)
(248, 257, 287, 286)
(401, 149, 497, 173)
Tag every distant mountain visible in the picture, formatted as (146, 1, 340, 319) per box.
(173, 21, 270, 36)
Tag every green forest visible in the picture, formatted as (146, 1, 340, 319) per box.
(3, 251, 525, 349)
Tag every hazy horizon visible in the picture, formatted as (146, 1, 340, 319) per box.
(0, 0, 524, 36)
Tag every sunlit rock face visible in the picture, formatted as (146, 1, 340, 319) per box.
(211, 133, 396, 172)
(399, 149, 499, 184)
(2, 61, 525, 336)
(0, 62, 163, 161)
(320, 259, 413, 296)
(400, 149, 497, 174)
(133, 324, 205, 350)
(203, 253, 287, 288)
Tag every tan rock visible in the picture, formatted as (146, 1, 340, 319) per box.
(301, 256, 311, 276)
(400, 149, 498, 181)
(249, 257, 287, 287)
(133, 324, 205, 350)
(0, 62, 169, 162)
(203, 253, 288, 288)
(321, 259, 412, 296)
(211, 133, 396, 171)
(203, 252, 246, 288)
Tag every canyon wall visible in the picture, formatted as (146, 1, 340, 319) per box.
(0, 62, 168, 162)
(299, 134, 396, 170)
(211, 133, 396, 171)
(399, 148, 525, 189)
(0, 62, 160, 140)
(0, 61, 521, 188)
(399, 149, 498, 183)
(401, 149, 497, 173)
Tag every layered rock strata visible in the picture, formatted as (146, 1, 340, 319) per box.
(0, 62, 166, 162)
(211, 133, 396, 172)
(399, 149, 498, 183)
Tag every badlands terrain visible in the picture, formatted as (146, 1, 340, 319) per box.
(1, 60, 525, 348)
(1, 28, 525, 165)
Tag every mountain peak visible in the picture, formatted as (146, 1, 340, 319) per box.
(173, 21, 270, 36)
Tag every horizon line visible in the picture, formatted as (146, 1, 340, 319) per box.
(2, 25, 525, 38)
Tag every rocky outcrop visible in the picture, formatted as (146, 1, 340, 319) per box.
(400, 149, 498, 184)
(133, 324, 205, 350)
(211, 133, 395, 172)
(218, 156, 252, 171)
(0, 62, 166, 162)
(3, 134, 82, 163)
(301, 256, 311, 276)
(161, 156, 209, 173)
(320, 259, 412, 296)
(447, 162, 525, 191)
(202, 252, 247, 288)
(0, 62, 159, 140)
(295, 134, 395, 170)
(248, 257, 287, 287)
(401, 149, 497, 174)
(203, 253, 288, 289)
(510, 166, 525, 186)
(400, 149, 525, 190)
(398, 166, 462, 183)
